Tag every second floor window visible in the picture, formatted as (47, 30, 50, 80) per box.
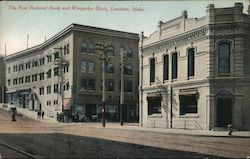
(81, 42, 87, 52)
(124, 65, 132, 75)
(172, 53, 178, 79)
(150, 58, 155, 83)
(219, 43, 230, 75)
(80, 60, 87, 72)
(188, 48, 195, 77)
(163, 54, 169, 80)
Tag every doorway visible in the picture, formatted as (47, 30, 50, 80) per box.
(216, 97, 232, 127)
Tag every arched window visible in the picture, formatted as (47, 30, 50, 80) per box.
(89, 43, 95, 53)
(80, 42, 87, 53)
(218, 43, 230, 75)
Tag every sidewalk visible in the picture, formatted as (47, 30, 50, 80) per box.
(1, 103, 250, 138)
(67, 122, 250, 138)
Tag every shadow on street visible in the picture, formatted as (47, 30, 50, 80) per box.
(0, 133, 220, 158)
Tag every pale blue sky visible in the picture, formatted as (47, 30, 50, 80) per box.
(0, 1, 249, 55)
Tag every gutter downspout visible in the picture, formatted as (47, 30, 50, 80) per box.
(139, 31, 144, 127)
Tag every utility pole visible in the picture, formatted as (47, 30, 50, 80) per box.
(96, 44, 109, 127)
(120, 50, 127, 126)
(54, 47, 69, 122)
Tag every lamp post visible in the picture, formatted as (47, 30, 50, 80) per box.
(120, 50, 127, 126)
(54, 47, 69, 122)
(96, 44, 109, 127)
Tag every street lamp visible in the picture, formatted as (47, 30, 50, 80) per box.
(120, 50, 127, 126)
(54, 47, 69, 122)
(96, 43, 109, 127)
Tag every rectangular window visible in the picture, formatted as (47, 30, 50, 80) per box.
(81, 79, 86, 90)
(39, 58, 45, 66)
(54, 84, 59, 93)
(124, 65, 132, 75)
(172, 53, 178, 79)
(47, 69, 52, 78)
(39, 87, 44, 95)
(107, 45, 114, 56)
(19, 77, 24, 84)
(107, 80, 114, 91)
(188, 48, 195, 77)
(88, 79, 95, 90)
(47, 86, 51, 94)
(107, 64, 114, 74)
(54, 67, 59, 76)
(8, 79, 10, 86)
(150, 58, 155, 83)
(80, 60, 87, 72)
(54, 52, 60, 60)
(88, 61, 95, 73)
(32, 74, 37, 82)
(25, 76, 30, 83)
(125, 82, 133, 92)
(163, 55, 169, 80)
(39, 73, 45, 80)
(148, 96, 161, 115)
(180, 94, 198, 115)
(47, 55, 52, 63)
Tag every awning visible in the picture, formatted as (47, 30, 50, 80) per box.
(55, 98, 71, 111)
(179, 91, 198, 96)
(64, 98, 71, 110)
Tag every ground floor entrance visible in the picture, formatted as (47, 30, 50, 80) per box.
(216, 97, 233, 127)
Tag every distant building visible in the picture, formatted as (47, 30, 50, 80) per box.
(0, 55, 5, 103)
(5, 24, 139, 122)
(139, 3, 250, 130)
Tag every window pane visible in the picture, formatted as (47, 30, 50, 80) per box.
(172, 53, 178, 79)
(80, 61, 87, 72)
(180, 94, 197, 115)
(88, 61, 95, 73)
(107, 64, 114, 74)
(148, 97, 161, 115)
(219, 43, 230, 74)
(81, 42, 87, 52)
(163, 55, 169, 80)
(188, 48, 195, 77)
(150, 58, 155, 82)
(127, 48, 132, 58)
(89, 43, 95, 53)
(88, 79, 95, 90)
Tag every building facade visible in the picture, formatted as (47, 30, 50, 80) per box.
(139, 3, 250, 130)
(5, 24, 139, 122)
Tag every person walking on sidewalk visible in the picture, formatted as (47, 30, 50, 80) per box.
(227, 124, 233, 136)
(41, 111, 45, 119)
(37, 111, 41, 120)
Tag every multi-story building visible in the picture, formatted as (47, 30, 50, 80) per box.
(0, 55, 5, 103)
(139, 3, 250, 130)
(5, 24, 139, 122)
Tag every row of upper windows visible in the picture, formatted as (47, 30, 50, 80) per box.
(39, 82, 70, 96)
(8, 44, 70, 74)
(80, 78, 133, 92)
(80, 60, 133, 75)
(80, 42, 133, 58)
(8, 65, 69, 86)
(149, 43, 230, 83)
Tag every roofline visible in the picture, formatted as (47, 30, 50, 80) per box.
(4, 23, 139, 61)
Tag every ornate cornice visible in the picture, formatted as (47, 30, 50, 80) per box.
(142, 26, 208, 55)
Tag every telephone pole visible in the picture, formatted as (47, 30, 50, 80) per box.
(54, 47, 69, 122)
(96, 44, 109, 127)
(120, 50, 127, 126)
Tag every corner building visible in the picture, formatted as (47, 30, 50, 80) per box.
(139, 3, 250, 130)
(5, 24, 139, 122)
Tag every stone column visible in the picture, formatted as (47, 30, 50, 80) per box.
(234, 95, 243, 129)
(206, 95, 215, 130)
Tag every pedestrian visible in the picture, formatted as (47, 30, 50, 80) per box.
(37, 111, 41, 120)
(227, 124, 233, 136)
(41, 111, 45, 119)
(11, 107, 17, 122)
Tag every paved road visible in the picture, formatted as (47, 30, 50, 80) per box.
(0, 109, 249, 158)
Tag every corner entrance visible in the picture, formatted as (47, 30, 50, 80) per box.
(216, 97, 232, 127)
